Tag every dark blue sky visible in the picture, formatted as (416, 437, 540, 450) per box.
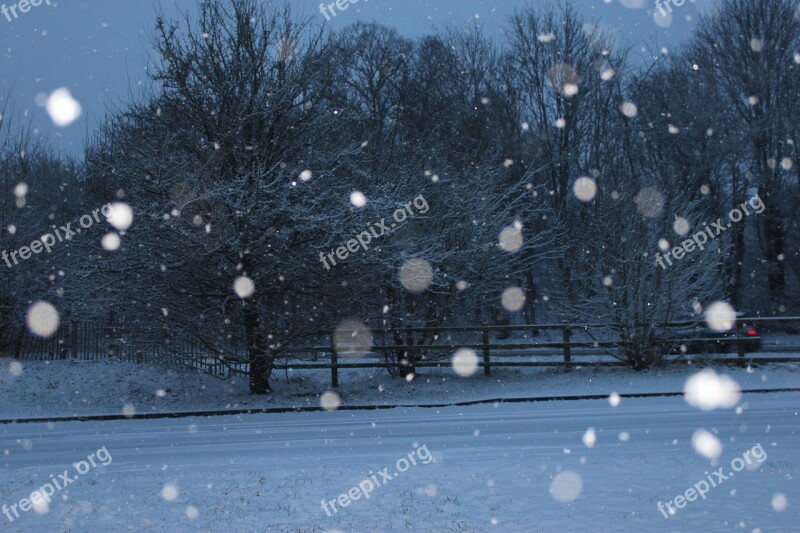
(0, 0, 711, 158)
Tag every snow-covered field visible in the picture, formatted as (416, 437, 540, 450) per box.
(0, 390, 797, 531)
(1, 358, 797, 531)
(0, 357, 798, 420)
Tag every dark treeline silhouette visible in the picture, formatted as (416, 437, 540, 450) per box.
(0, 0, 797, 391)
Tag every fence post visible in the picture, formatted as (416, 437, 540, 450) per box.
(330, 333, 339, 389)
(70, 321, 79, 360)
(482, 327, 491, 376)
(563, 327, 571, 371)
(406, 326, 415, 377)
(737, 341, 746, 367)
(736, 323, 746, 368)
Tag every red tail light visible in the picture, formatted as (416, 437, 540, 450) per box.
(746, 328, 758, 337)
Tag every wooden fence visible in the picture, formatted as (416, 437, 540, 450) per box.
(6, 317, 800, 388)
(270, 318, 800, 389)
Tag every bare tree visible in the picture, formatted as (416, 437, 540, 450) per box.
(84, 0, 348, 393)
(503, 3, 628, 313)
(690, 0, 800, 306)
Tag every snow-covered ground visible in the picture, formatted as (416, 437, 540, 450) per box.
(0, 357, 798, 420)
(0, 390, 797, 531)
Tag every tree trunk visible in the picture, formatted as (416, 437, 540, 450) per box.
(245, 305, 272, 394)
(763, 200, 786, 304)
(524, 273, 537, 332)
(728, 211, 745, 308)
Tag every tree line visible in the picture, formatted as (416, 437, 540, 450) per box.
(0, 0, 797, 391)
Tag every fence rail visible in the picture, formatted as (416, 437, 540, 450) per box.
(270, 317, 800, 389)
(5, 318, 800, 389)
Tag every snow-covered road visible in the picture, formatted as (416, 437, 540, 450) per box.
(1, 392, 797, 532)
